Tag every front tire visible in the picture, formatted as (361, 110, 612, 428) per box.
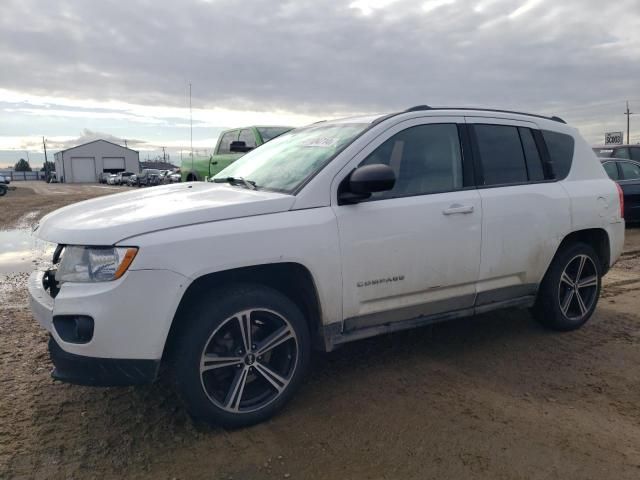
(173, 284, 310, 428)
(533, 243, 602, 331)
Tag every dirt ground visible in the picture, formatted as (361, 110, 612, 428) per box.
(2, 182, 640, 479)
(0, 182, 122, 227)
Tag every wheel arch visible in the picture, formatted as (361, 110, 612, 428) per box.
(550, 228, 611, 277)
(162, 262, 324, 362)
(185, 171, 199, 182)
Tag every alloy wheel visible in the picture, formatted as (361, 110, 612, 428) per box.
(557, 254, 599, 321)
(199, 308, 298, 413)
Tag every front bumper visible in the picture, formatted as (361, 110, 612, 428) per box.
(28, 268, 188, 385)
(48, 336, 159, 386)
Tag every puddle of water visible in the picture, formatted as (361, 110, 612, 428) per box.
(0, 227, 55, 274)
(0, 211, 54, 306)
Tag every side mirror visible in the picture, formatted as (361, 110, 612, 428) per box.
(339, 164, 396, 204)
(230, 141, 254, 153)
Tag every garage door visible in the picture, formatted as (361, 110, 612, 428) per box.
(103, 157, 125, 171)
(70, 157, 96, 182)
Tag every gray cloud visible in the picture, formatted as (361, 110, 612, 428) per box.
(1, 0, 639, 139)
(50, 129, 145, 151)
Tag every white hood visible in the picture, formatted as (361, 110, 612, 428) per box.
(35, 182, 296, 245)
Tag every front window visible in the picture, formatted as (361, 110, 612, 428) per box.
(359, 123, 463, 199)
(213, 123, 368, 193)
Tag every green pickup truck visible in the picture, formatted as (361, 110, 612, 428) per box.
(182, 125, 292, 182)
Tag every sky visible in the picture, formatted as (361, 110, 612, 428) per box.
(1, 0, 639, 169)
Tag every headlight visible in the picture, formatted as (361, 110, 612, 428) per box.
(55, 246, 138, 283)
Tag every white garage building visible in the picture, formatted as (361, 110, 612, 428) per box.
(54, 140, 139, 183)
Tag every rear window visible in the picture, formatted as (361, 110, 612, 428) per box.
(613, 148, 630, 159)
(542, 130, 574, 179)
(619, 161, 640, 180)
(593, 147, 613, 157)
(602, 162, 619, 180)
(519, 127, 545, 181)
(217, 130, 239, 154)
(474, 124, 528, 186)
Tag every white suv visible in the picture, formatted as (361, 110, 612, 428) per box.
(29, 106, 625, 427)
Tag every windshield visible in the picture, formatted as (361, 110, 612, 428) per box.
(257, 126, 292, 142)
(214, 123, 368, 193)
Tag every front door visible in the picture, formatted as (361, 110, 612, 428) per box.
(333, 118, 482, 331)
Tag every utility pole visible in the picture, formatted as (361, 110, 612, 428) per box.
(42, 136, 49, 181)
(124, 139, 128, 148)
(162, 146, 166, 163)
(625, 101, 634, 144)
(189, 83, 193, 169)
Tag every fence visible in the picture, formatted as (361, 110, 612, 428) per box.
(0, 171, 46, 181)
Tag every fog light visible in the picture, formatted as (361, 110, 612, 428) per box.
(53, 315, 94, 344)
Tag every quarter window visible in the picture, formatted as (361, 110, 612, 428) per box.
(630, 147, 640, 162)
(359, 123, 463, 199)
(619, 161, 640, 180)
(474, 124, 528, 185)
(542, 130, 575, 180)
(602, 162, 619, 180)
(217, 130, 239, 154)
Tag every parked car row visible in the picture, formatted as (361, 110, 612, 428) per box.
(0, 174, 11, 184)
(102, 169, 181, 187)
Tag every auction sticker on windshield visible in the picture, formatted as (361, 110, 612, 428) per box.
(300, 137, 340, 148)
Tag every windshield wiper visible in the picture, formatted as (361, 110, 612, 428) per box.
(213, 176, 257, 190)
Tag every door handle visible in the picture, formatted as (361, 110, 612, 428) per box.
(443, 204, 474, 215)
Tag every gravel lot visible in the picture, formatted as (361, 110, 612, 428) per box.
(2, 183, 640, 479)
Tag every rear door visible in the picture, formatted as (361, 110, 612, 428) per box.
(618, 161, 640, 222)
(465, 118, 571, 304)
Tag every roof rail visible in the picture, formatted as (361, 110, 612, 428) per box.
(403, 105, 566, 124)
(549, 116, 566, 124)
(404, 105, 432, 112)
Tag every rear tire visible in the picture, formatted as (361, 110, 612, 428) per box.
(532, 243, 602, 331)
(172, 284, 311, 428)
